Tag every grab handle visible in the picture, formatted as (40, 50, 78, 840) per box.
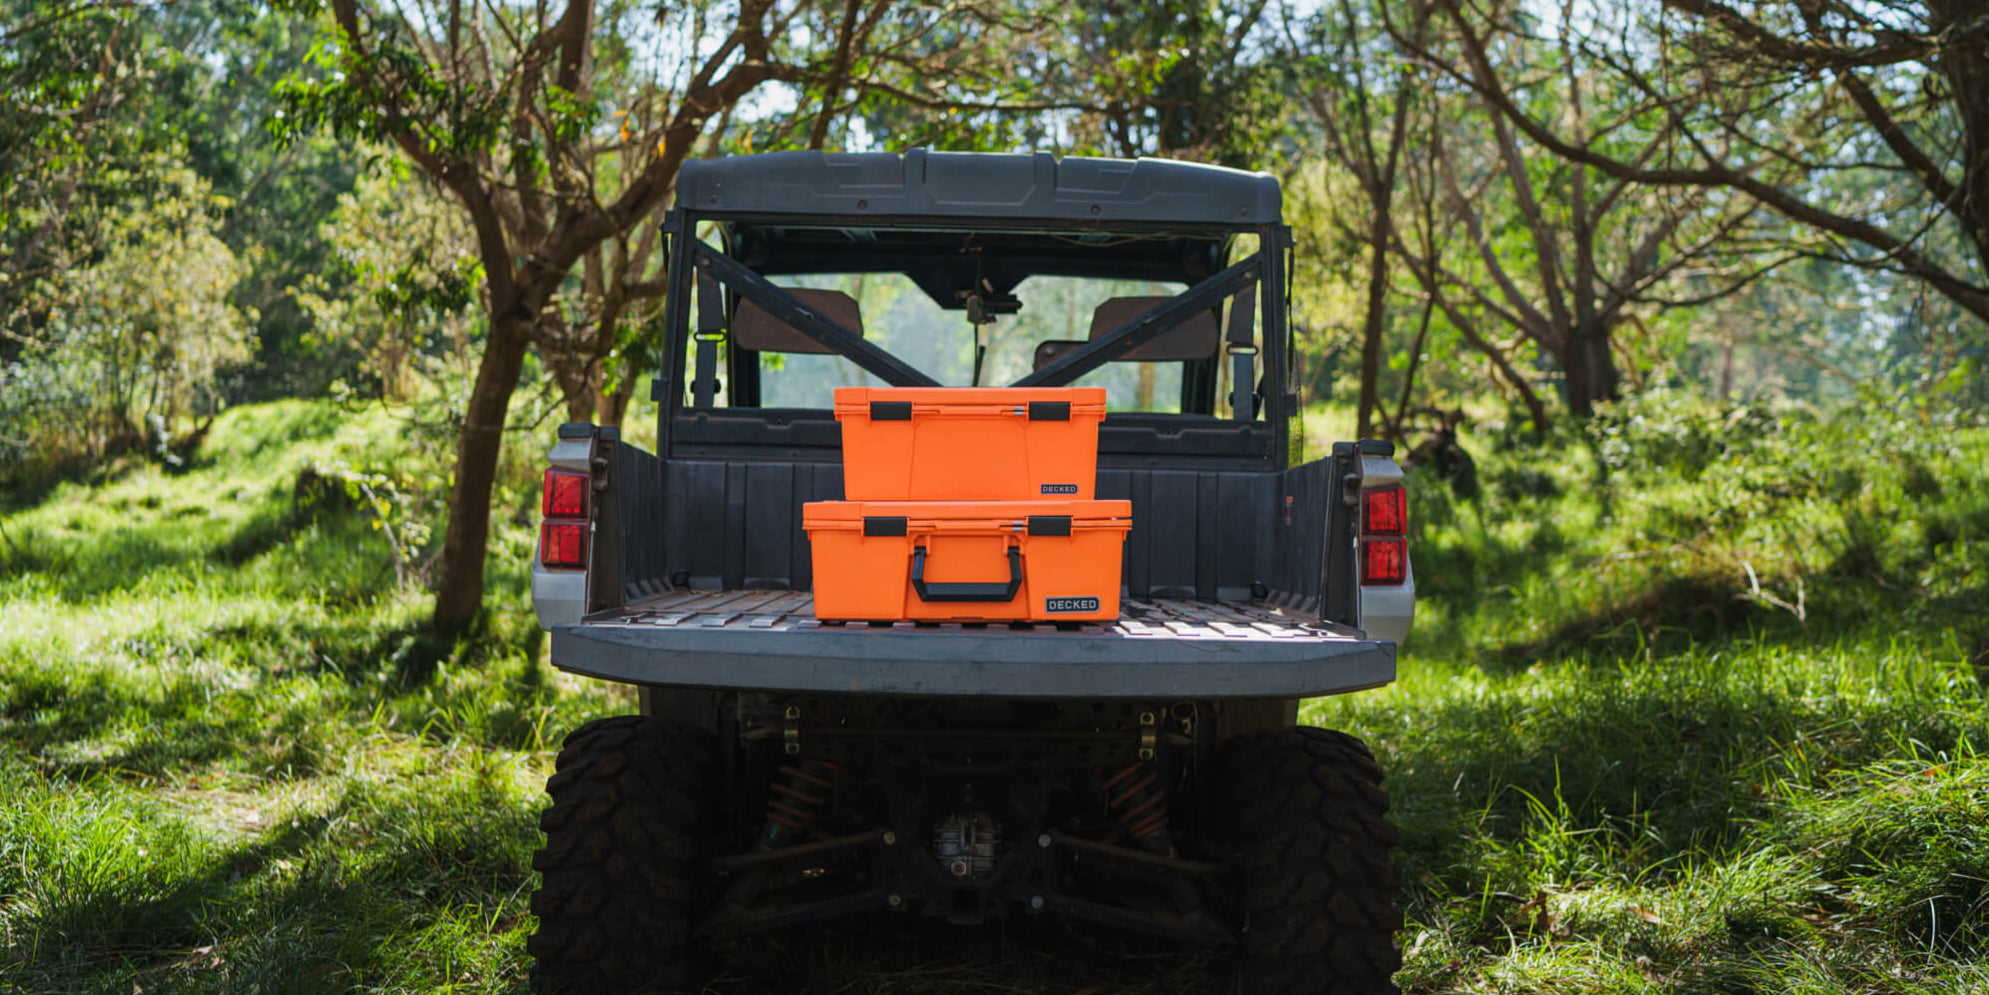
(911, 544, 1023, 602)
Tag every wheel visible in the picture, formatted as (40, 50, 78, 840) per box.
(1216, 726, 1403, 995)
(528, 716, 711, 994)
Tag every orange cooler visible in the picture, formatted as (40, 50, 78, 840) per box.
(804, 500, 1131, 622)
(834, 387, 1107, 500)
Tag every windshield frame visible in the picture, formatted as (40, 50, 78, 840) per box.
(656, 209, 1296, 468)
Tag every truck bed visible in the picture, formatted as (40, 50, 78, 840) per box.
(549, 590, 1395, 699)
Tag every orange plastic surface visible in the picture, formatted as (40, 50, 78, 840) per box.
(834, 387, 1107, 500)
(804, 499, 1131, 622)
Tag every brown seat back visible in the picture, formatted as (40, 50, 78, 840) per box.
(732, 289, 864, 354)
(1088, 297, 1219, 362)
(1033, 339, 1088, 370)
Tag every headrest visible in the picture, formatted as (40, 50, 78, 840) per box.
(1087, 297, 1219, 361)
(732, 288, 864, 354)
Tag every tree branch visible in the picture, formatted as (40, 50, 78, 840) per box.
(1661, 0, 1951, 70)
(1420, 0, 1989, 323)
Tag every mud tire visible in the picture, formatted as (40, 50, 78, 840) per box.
(1217, 726, 1403, 995)
(528, 716, 710, 994)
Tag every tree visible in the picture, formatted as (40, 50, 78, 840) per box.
(280, 1, 1044, 632)
(3, 1, 375, 420)
(295, 160, 481, 401)
(1066, 0, 1284, 167)
(838, 0, 1286, 168)
(1380, 91, 1557, 433)
(1427, 0, 1989, 329)
(272, 1, 784, 630)
(1406, 6, 1766, 417)
(1, 171, 255, 465)
(3, 0, 159, 367)
(1280, 0, 1435, 438)
(1, 1, 317, 472)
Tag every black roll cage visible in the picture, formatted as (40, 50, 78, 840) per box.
(655, 210, 1299, 470)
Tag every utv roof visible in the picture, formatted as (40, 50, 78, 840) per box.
(674, 149, 1281, 227)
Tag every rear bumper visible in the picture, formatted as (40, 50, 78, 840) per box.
(549, 611, 1395, 699)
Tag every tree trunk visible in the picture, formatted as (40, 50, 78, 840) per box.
(1560, 321, 1620, 417)
(1355, 224, 1390, 439)
(1928, 2, 1989, 280)
(600, 348, 642, 427)
(1718, 335, 1734, 403)
(563, 369, 599, 423)
(1388, 293, 1436, 438)
(431, 316, 530, 633)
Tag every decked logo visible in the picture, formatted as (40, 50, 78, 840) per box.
(1040, 483, 1079, 495)
(1045, 596, 1101, 614)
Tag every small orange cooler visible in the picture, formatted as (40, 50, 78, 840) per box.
(804, 500, 1131, 622)
(835, 387, 1108, 500)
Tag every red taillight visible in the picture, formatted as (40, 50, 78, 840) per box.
(543, 468, 589, 519)
(541, 467, 589, 570)
(1363, 485, 1405, 536)
(1361, 538, 1406, 585)
(541, 522, 588, 568)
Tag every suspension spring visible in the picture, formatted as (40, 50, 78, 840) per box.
(1102, 761, 1170, 842)
(762, 759, 840, 843)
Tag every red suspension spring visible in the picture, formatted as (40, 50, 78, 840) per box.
(1102, 762, 1170, 841)
(765, 759, 840, 835)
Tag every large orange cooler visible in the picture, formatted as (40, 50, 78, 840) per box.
(804, 500, 1131, 622)
(834, 387, 1108, 500)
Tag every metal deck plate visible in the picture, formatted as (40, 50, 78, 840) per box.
(550, 593, 1395, 699)
(603, 591, 1347, 639)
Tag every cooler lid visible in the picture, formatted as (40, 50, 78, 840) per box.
(833, 386, 1107, 420)
(804, 499, 1131, 532)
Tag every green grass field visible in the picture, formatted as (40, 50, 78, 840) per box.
(2, 396, 1985, 993)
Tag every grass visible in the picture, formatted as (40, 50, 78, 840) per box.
(2, 392, 1986, 993)
(0, 400, 610, 993)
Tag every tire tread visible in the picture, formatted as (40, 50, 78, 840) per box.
(528, 716, 709, 994)
(1218, 726, 1403, 995)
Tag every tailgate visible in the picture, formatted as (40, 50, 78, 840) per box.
(550, 591, 1395, 699)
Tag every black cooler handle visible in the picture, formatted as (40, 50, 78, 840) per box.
(911, 543, 1023, 602)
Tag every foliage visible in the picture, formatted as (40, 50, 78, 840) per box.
(7, 0, 1987, 630)
(3, 0, 1988, 987)
(1389, 386, 1987, 668)
(1311, 387, 1989, 992)
(827, 0, 1293, 168)
(1, 171, 254, 475)
(294, 161, 481, 402)
(0, 0, 175, 328)
(2, 397, 1986, 992)
(1, 1, 370, 476)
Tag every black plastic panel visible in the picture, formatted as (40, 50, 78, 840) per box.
(1260, 452, 1360, 625)
(1092, 468, 1273, 601)
(674, 410, 844, 455)
(1265, 457, 1329, 617)
(676, 150, 1281, 227)
(672, 411, 1274, 466)
(663, 458, 845, 592)
(610, 441, 670, 601)
(654, 456, 1287, 604)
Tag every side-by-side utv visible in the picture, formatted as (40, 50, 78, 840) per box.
(527, 149, 1415, 994)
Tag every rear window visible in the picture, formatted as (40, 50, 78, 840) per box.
(739, 273, 1193, 413)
